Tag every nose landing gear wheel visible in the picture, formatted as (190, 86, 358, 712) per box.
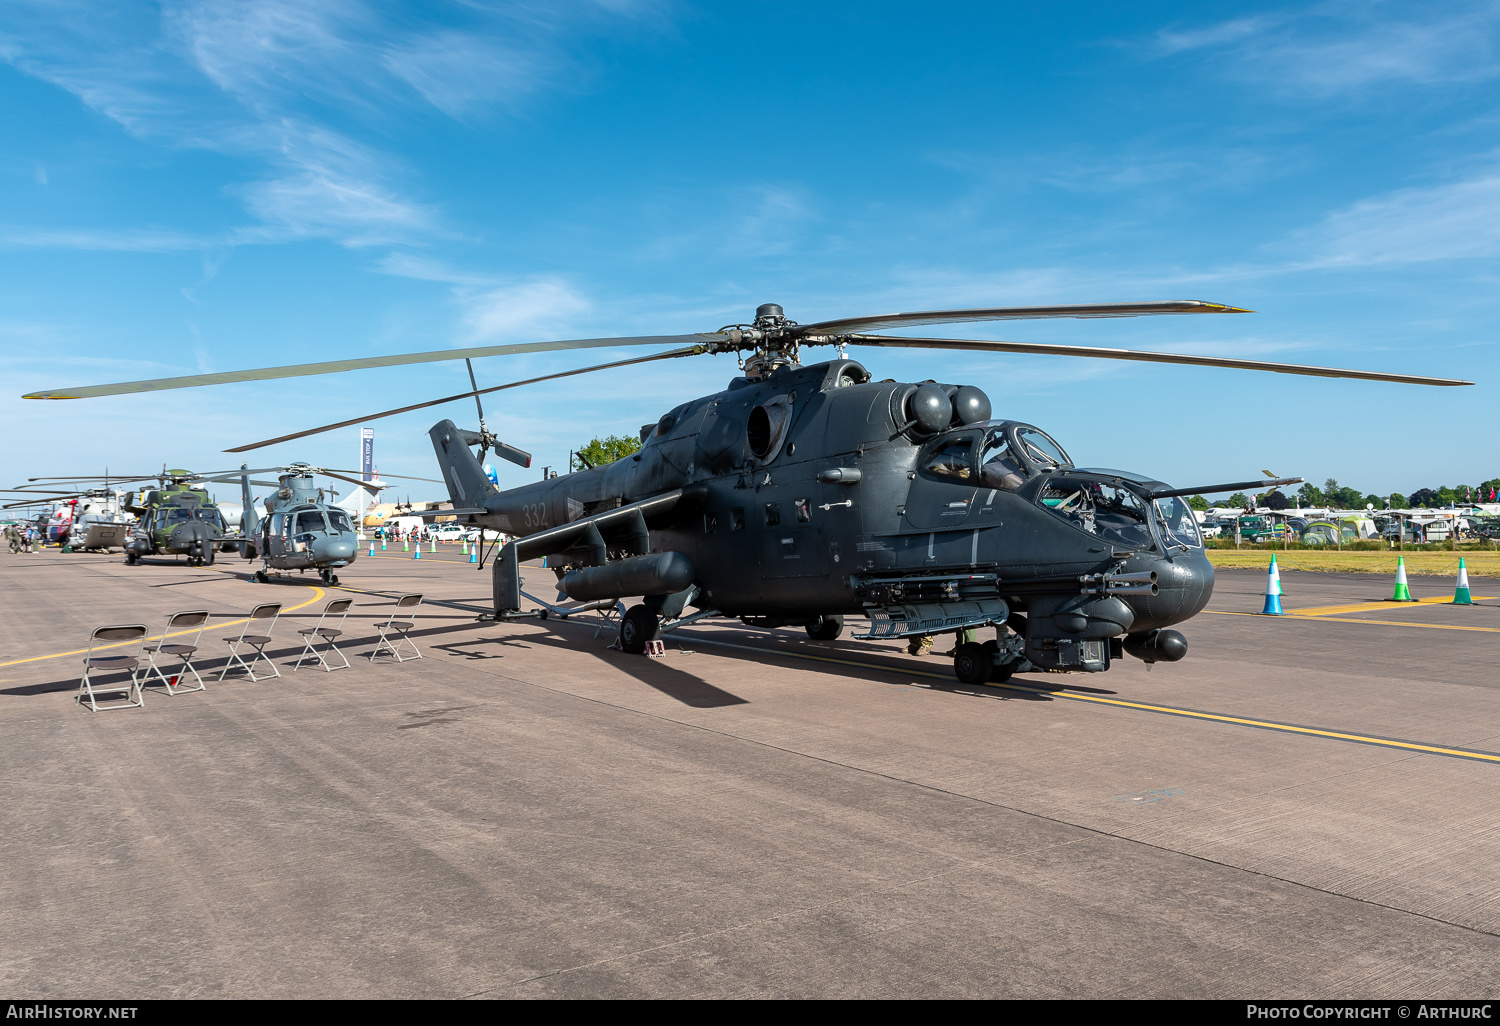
(953, 642, 994, 686)
(254, 570, 269, 583)
(619, 604, 660, 655)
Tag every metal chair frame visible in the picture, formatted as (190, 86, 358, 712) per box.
(293, 598, 355, 672)
(77, 624, 148, 712)
(142, 610, 210, 695)
(219, 602, 283, 681)
(369, 594, 424, 662)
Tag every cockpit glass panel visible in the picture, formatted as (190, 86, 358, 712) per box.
(1153, 497, 1203, 549)
(165, 508, 193, 524)
(979, 430, 1025, 490)
(923, 440, 975, 481)
(295, 512, 327, 535)
(193, 509, 221, 525)
(327, 510, 352, 533)
(1038, 477, 1154, 549)
(1014, 427, 1071, 471)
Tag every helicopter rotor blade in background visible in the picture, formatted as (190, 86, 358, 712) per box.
(24, 334, 729, 400)
(834, 335, 1473, 387)
(796, 301, 1251, 337)
(222, 346, 707, 453)
(309, 468, 444, 483)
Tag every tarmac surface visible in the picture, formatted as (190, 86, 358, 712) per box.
(2, 546, 1498, 999)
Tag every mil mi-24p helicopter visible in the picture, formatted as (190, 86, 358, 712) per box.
(232, 462, 440, 585)
(27, 300, 1470, 683)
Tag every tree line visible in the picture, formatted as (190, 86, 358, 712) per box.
(1196, 477, 1500, 513)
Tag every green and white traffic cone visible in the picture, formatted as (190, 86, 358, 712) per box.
(1389, 556, 1415, 601)
(1453, 558, 1473, 605)
(1260, 555, 1283, 615)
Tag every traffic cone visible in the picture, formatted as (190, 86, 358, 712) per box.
(1389, 556, 1415, 601)
(430, 540, 436, 553)
(1260, 556, 1283, 615)
(403, 539, 409, 551)
(469, 550, 477, 564)
(1453, 558, 1473, 605)
(414, 547, 421, 560)
(381, 539, 386, 551)
(368, 542, 374, 556)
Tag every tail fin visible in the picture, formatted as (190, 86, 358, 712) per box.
(430, 420, 500, 508)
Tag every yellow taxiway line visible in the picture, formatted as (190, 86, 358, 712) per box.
(667, 634, 1500, 766)
(0, 582, 326, 668)
(1285, 595, 1494, 617)
(1203, 610, 1500, 633)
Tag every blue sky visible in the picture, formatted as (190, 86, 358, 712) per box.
(2, 0, 1496, 504)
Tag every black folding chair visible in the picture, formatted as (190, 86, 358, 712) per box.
(77, 625, 148, 712)
(369, 594, 424, 662)
(142, 610, 210, 695)
(219, 602, 282, 681)
(293, 598, 354, 672)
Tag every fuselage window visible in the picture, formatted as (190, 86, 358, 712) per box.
(295, 511, 326, 535)
(730, 508, 745, 532)
(764, 502, 781, 527)
(979, 432, 1025, 490)
(924, 440, 974, 481)
(795, 498, 811, 522)
(704, 512, 719, 534)
(327, 510, 353, 533)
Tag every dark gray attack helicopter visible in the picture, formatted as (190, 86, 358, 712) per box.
(233, 463, 440, 585)
(28, 300, 1469, 683)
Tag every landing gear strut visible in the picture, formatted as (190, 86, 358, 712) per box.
(319, 568, 340, 586)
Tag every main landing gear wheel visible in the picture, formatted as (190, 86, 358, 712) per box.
(982, 640, 1015, 683)
(125, 552, 138, 565)
(804, 614, 844, 641)
(619, 604, 660, 656)
(953, 642, 993, 686)
(319, 568, 339, 586)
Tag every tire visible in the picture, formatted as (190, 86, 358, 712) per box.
(804, 614, 844, 641)
(203, 547, 215, 566)
(619, 604, 659, 655)
(989, 660, 1015, 683)
(953, 642, 993, 686)
(255, 570, 269, 584)
(125, 553, 137, 566)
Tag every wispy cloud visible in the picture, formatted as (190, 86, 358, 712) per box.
(0, 0, 663, 247)
(0, 225, 212, 252)
(375, 253, 593, 342)
(1289, 169, 1500, 266)
(1150, 1, 1500, 96)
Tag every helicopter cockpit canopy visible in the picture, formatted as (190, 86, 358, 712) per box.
(922, 420, 1075, 489)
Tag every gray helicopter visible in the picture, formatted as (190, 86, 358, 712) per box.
(29, 300, 1469, 683)
(235, 463, 439, 585)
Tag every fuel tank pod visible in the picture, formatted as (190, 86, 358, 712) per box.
(560, 551, 695, 602)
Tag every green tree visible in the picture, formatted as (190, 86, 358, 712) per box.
(1388, 493, 1409, 510)
(1297, 482, 1324, 507)
(1226, 492, 1249, 509)
(1186, 494, 1208, 511)
(1323, 478, 1341, 507)
(571, 433, 642, 472)
(1362, 493, 1383, 510)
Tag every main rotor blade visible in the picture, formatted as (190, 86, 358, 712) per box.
(797, 301, 1250, 337)
(24, 474, 157, 483)
(223, 346, 706, 453)
(25, 333, 728, 400)
(838, 335, 1473, 387)
(311, 468, 443, 483)
(1150, 477, 1304, 499)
